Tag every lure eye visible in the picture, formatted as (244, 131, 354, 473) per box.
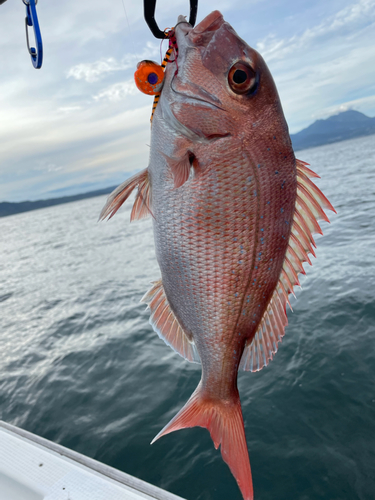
(228, 61, 257, 95)
(134, 60, 165, 95)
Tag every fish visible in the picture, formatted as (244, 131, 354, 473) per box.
(100, 10, 335, 500)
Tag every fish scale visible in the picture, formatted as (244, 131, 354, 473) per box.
(100, 10, 335, 500)
(159, 159, 257, 342)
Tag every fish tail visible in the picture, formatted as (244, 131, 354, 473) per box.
(151, 382, 253, 500)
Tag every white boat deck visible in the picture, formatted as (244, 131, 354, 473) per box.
(0, 420, 185, 500)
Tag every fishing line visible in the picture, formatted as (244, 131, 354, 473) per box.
(120, 0, 136, 57)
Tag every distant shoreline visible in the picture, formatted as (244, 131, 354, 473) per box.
(2, 111, 374, 218)
(0, 186, 116, 218)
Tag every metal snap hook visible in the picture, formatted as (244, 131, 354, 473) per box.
(23, 0, 43, 69)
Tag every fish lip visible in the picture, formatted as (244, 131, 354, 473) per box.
(170, 73, 224, 110)
(189, 11, 224, 40)
(172, 13, 226, 110)
(167, 12, 226, 128)
(170, 83, 225, 111)
(175, 11, 225, 41)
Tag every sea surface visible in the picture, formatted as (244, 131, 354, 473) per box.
(1, 134, 375, 500)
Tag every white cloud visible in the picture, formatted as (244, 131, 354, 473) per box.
(67, 58, 126, 83)
(93, 81, 137, 102)
(257, 0, 375, 62)
(33, 162, 63, 173)
(330, 0, 374, 29)
(0, 104, 152, 201)
(67, 43, 160, 83)
(254, 0, 375, 133)
(311, 95, 375, 120)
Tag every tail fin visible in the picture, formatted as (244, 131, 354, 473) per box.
(152, 383, 253, 500)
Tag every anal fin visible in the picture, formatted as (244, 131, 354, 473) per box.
(240, 290, 288, 372)
(99, 168, 151, 221)
(141, 280, 200, 363)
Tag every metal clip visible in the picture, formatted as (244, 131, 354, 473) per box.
(23, 0, 43, 69)
(143, 0, 198, 39)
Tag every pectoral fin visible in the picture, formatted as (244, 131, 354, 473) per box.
(161, 151, 197, 189)
(99, 168, 151, 222)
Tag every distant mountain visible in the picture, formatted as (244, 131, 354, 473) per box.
(0, 186, 116, 218)
(290, 110, 375, 151)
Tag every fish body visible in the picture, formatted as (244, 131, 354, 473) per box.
(150, 12, 295, 371)
(101, 10, 335, 500)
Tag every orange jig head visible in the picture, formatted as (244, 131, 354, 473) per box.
(134, 60, 165, 95)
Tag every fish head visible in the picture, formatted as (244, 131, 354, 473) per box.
(161, 10, 288, 142)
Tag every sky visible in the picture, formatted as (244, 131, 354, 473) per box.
(0, 0, 374, 202)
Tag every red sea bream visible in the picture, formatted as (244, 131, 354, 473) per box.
(100, 10, 335, 500)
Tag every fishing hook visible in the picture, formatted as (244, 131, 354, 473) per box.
(143, 0, 198, 39)
(23, 0, 43, 69)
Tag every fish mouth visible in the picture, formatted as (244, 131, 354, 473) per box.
(170, 80, 224, 110)
(175, 11, 224, 39)
(166, 11, 228, 137)
(188, 10, 224, 42)
(171, 12, 226, 110)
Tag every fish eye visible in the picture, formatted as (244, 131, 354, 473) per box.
(228, 61, 257, 95)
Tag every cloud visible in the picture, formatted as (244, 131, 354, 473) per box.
(257, 0, 375, 62)
(67, 42, 160, 83)
(67, 58, 125, 83)
(311, 95, 375, 120)
(0, 106, 152, 201)
(93, 80, 137, 102)
(33, 162, 63, 173)
(253, 0, 375, 133)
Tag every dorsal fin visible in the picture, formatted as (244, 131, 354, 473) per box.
(141, 280, 200, 363)
(240, 159, 336, 372)
(99, 168, 152, 222)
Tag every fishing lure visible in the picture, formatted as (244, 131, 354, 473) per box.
(134, 28, 178, 122)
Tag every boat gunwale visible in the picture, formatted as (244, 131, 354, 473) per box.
(0, 419, 185, 500)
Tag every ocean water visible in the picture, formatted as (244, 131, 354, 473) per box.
(1, 134, 375, 500)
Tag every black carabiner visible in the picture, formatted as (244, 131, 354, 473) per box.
(143, 0, 198, 39)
